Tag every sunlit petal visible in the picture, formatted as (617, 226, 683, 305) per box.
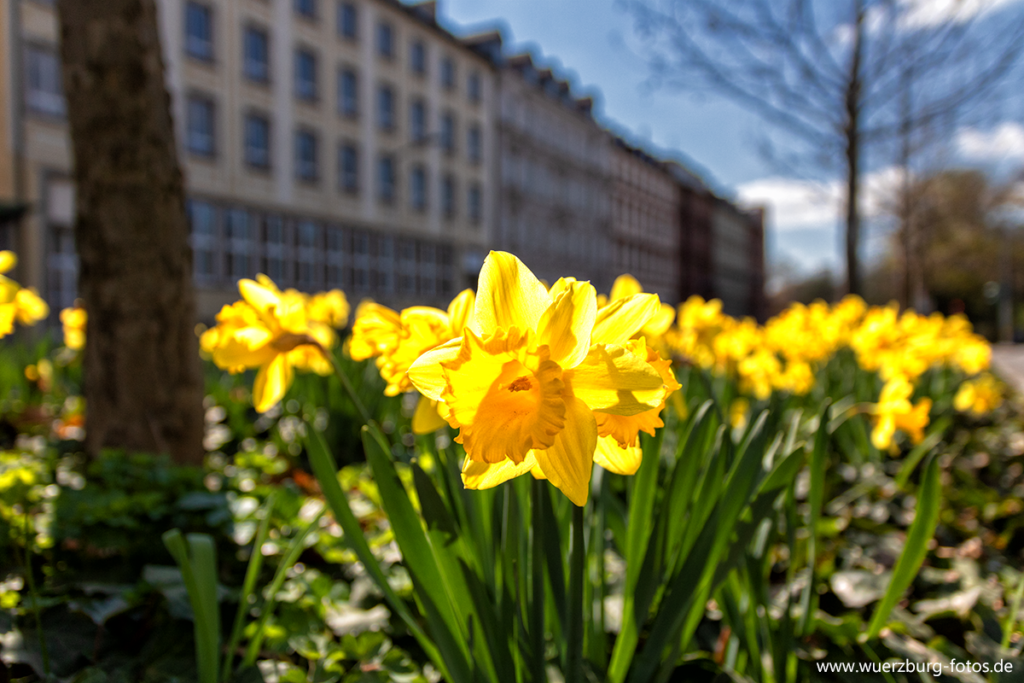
(594, 435, 643, 476)
(447, 289, 476, 336)
(591, 293, 660, 345)
(532, 395, 597, 507)
(412, 395, 449, 434)
(252, 353, 293, 413)
(610, 274, 642, 301)
(537, 280, 597, 368)
(462, 452, 539, 490)
(470, 251, 551, 335)
(407, 337, 463, 401)
(569, 342, 666, 415)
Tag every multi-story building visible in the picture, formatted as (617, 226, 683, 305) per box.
(609, 137, 679, 302)
(1, 0, 497, 317)
(491, 49, 613, 294)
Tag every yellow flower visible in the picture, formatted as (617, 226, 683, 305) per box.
(869, 377, 932, 452)
(201, 276, 337, 412)
(350, 289, 475, 397)
(61, 304, 87, 350)
(730, 398, 750, 430)
(408, 252, 677, 505)
(307, 289, 350, 328)
(0, 252, 48, 337)
(607, 274, 676, 339)
(953, 373, 1002, 415)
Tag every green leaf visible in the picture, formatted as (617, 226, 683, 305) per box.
(304, 427, 448, 679)
(162, 530, 220, 683)
(360, 425, 473, 682)
(799, 400, 831, 636)
(866, 453, 942, 639)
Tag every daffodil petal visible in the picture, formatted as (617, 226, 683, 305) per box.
(610, 274, 642, 301)
(569, 344, 665, 416)
(239, 279, 280, 313)
(470, 251, 551, 336)
(0, 251, 16, 274)
(253, 354, 292, 413)
(412, 395, 449, 434)
(594, 435, 643, 475)
(462, 452, 539, 489)
(447, 289, 476, 336)
(644, 303, 676, 337)
(591, 293, 660, 345)
(532, 395, 596, 507)
(407, 337, 463, 400)
(537, 280, 597, 368)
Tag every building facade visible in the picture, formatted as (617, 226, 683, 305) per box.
(609, 138, 679, 302)
(2, 0, 497, 317)
(493, 51, 613, 294)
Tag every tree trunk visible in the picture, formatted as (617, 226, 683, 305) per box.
(57, 0, 204, 464)
(844, 0, 865, 297)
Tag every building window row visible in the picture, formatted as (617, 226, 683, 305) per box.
(185, 1, 483, 104)
(187, 198, 457, 299)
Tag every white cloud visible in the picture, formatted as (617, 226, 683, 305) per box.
(737, 166, 906, 233)
(955, 122, 1024, 163)
(898, 0, 1021, 27)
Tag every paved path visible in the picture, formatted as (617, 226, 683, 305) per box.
(991, 344, 1024, 395)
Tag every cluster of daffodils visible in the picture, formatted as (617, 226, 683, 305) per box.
(0, 251, 48, 338)
(200, 276, 349, 412)
(60, 302, 87, 350)
(661, 295, 995, 450)
(354, 252, 679, 505)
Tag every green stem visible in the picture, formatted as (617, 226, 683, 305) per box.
(328, 354, 372, 426)
(565, 503, 585, 683)
(1002, 571, 1024, 650)
(21, 512, 50, 677)
(530, 478, 547, 683)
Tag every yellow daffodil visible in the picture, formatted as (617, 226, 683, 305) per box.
(868, 377, 932, 452)
(954, 373, 1002, 415)
(61, 304, 87, 350)
(0, 251, 49, 337)
(408, 252, 677, 506)
(201, 276, 337, 412)
(307, 289, 351, 328)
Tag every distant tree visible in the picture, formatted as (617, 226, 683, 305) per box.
(623, 0, 1024, 295)
(57, 0, 204, 463)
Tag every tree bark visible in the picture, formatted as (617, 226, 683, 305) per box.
(57, 0, 204, 464)
(843, 1, 865, 297)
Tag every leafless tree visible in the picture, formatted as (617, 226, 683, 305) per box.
(623, 0, 1024, 295)
(57, 0, 204, 463)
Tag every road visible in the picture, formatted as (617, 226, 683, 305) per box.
(991, 344, 1024, 394)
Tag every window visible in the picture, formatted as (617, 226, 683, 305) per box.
(398, 240, 416, 293)
(325, 226, 345, 288)
(188, 200, 218, 282)
(441, 57, 455, 89)
(295, 129, 319, 181)
(186, 95, 215, 157)
(338, 2, 358, 39)
(263, 215, 288, 283)
(295, 48, 318, 101)
(468, 183, 482, 224)
(224, 208, 252, 280)
(468, 71, 481, 102)
(339, 143, 358, 193)
(295, 0, 317, 19)
(440, 112, 455, 154)
(410, 98, 426, 142)
(185, 2, 213, 61)
(24, 46, 64, 116)
(467, 124, 481, 163)
(378, 155, 395, 203)
(410, 165, 427, 211)
(244, 113, 270, 169)
(377, 84, 395, 131)
(377, 22, 393, 59)
(243, 26, 269, 83)
(338, 68, 358, 117)
(296, 220, 320, 288)
(410, 39, 426, 75)
(442, 174, 456, 217)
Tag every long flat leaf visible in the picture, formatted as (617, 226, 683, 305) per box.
(866, 453, 942, 639)
(305, 428, 448, 679)
(360, 426, 473, 682)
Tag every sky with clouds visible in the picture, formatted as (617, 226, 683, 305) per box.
(432, 0, 1024, 286)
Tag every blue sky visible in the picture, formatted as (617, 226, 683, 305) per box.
(432, 0, 1024, 287)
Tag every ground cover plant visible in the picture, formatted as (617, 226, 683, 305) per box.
(1, 249, 1021, 682)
